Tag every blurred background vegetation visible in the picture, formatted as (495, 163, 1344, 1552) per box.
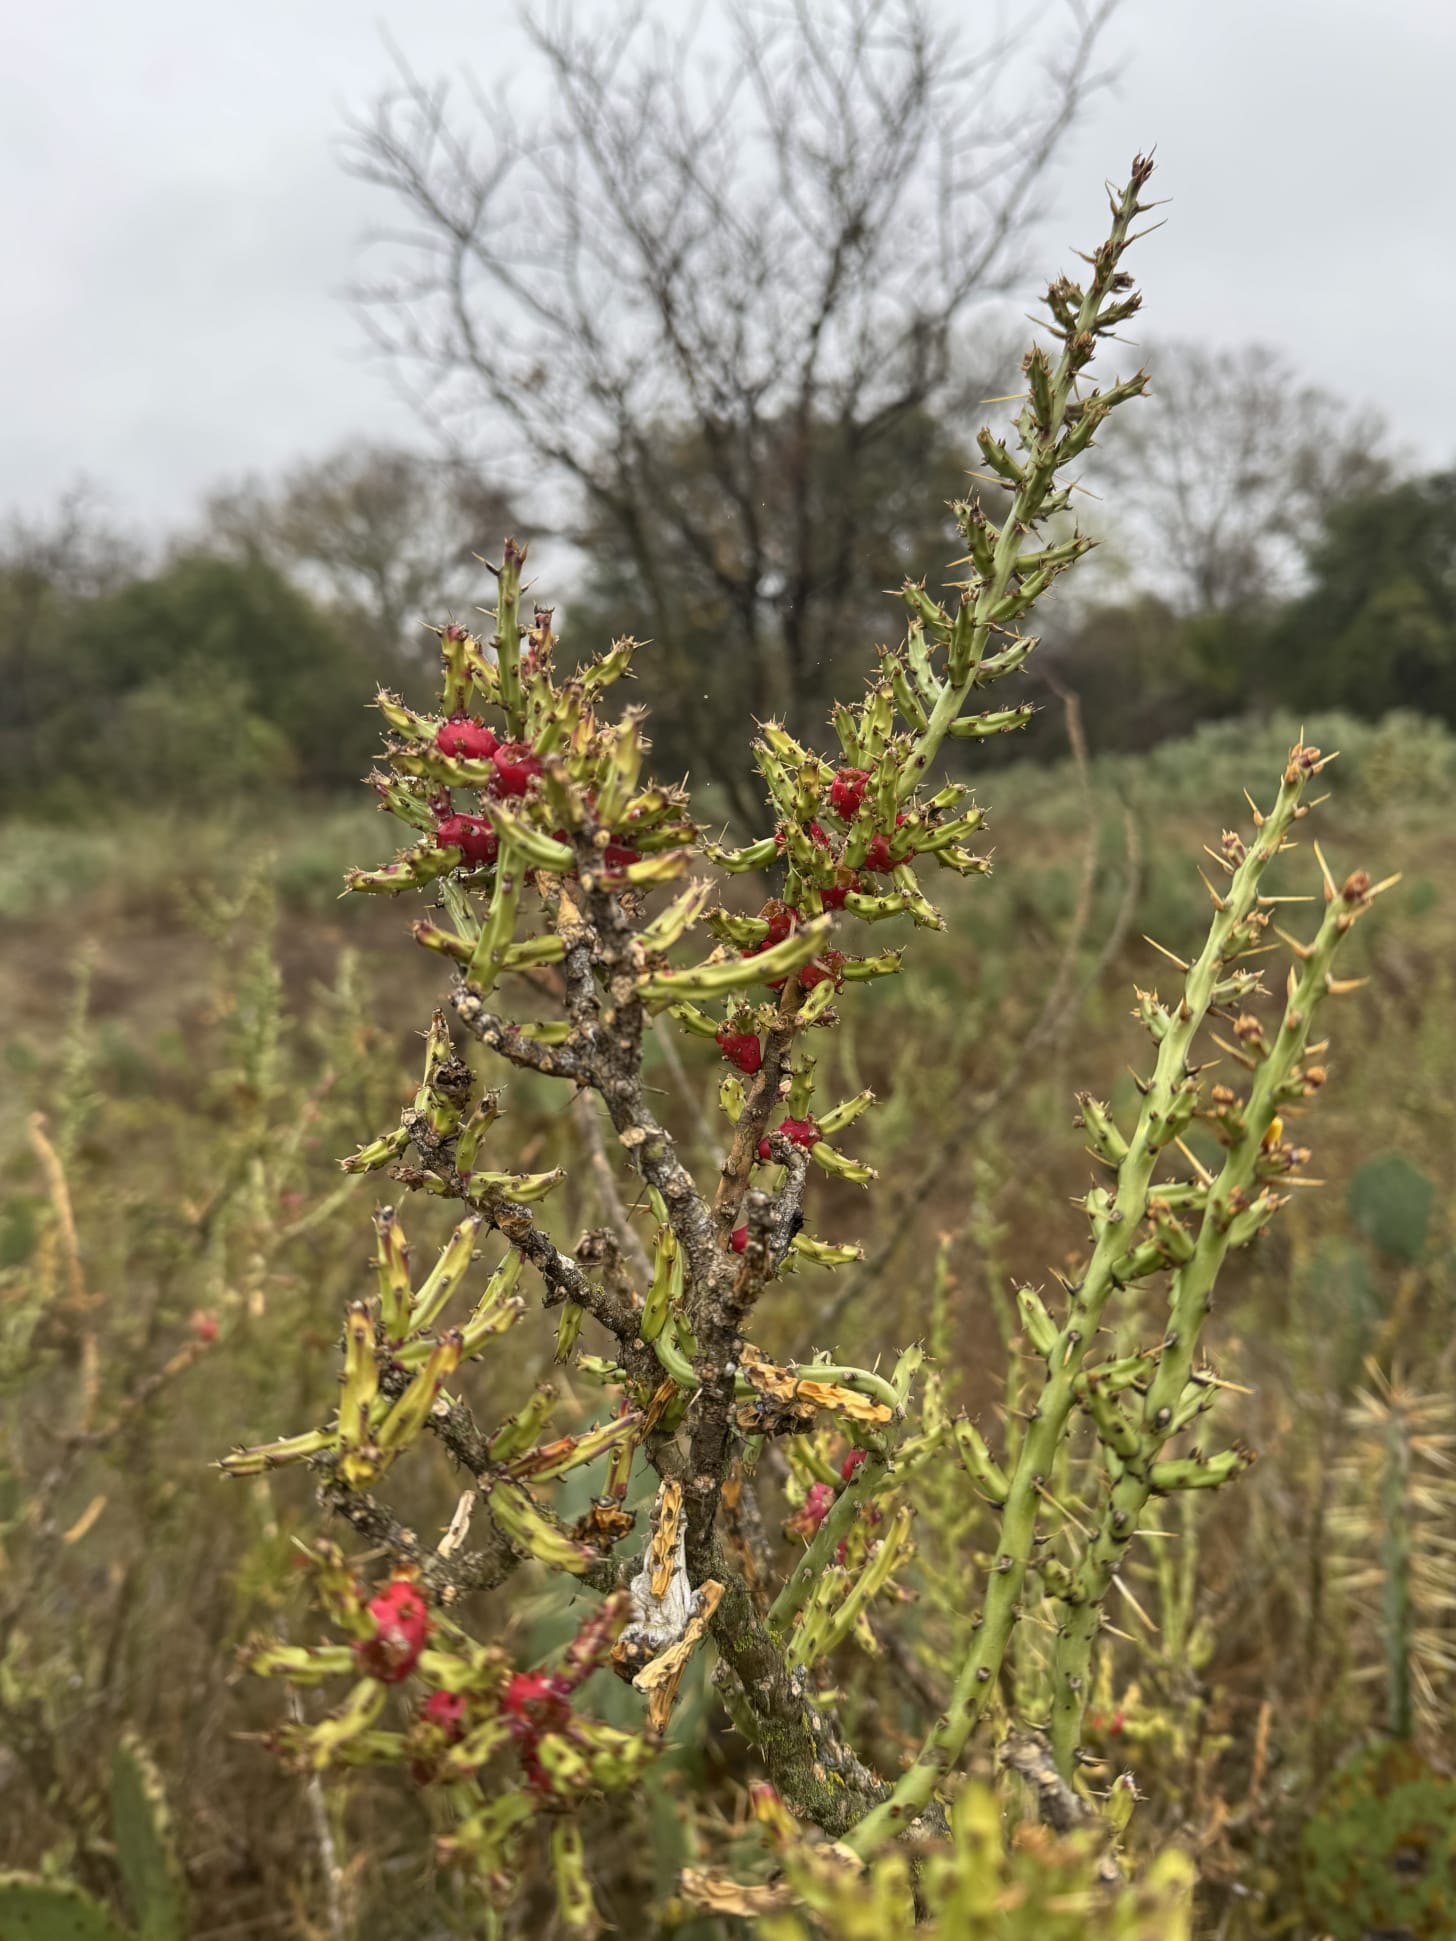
(4, 1, 1455, 1935)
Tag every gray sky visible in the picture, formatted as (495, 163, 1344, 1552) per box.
(4, 0, 1452, 540)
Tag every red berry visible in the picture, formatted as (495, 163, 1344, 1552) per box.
(436, 716, 498, 761)
(489, 741, 544, 797)
(787, 1483, 835, 1539)
(602, 842, 640, 872)
(762, 902, 800, 946)
(355, 1578, 431, 1684)
(840, 1449, 867, 1484)
(798, 949, 845, 991)
(421, 1690, 468, 1741)
(435, 813, 499, 868)
(757, 1117, 820, 1162)
(502, 1670, 570, 1727)
(829, 768, 869, 820)
(716, 1030, 763, 1075)
(191, 1309, 219, 1345)
(730, 1226, 749, 1253)
(821, 877, 860, 911)
(835, 1538, 849, 1565)
(863, 814, 910, 874)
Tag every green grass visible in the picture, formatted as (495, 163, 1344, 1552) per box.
(1, 712, 1453, 1937)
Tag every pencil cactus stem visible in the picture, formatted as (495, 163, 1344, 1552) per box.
(896, 160, 1153, 797)
(1381, 1407, 1416, 1740)
(1047, 848, 1369, 1777)
(493, 538, 526, 733)
(847, 740, 1350, 1852)
(769, 1449, 890, 1632)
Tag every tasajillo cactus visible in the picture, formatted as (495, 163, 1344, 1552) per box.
(0, 1735, 188, 1941)
(224, 157, 1394, 1930)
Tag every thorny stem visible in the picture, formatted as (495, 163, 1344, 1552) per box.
(845, 747, 1340, 1853)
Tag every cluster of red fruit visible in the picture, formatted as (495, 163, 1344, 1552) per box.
(716, 777, 914, 1027)
(436, 715, 545, 796)
(412, 1666, 583, 1792)
(430, 714, 641, 878)
(431, 715, 543, 867)
(500, 1668, 576, 1792)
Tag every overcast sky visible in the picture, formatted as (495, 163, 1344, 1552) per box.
(4, 0, 1452, 542)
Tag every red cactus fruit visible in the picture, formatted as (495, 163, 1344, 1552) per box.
(716, 1029, 763, 1075)
(757, 1117, 820, 1162)
(863, 813, 910, 874)
(820, 876, 861, 911)
(410, 1688, 469, 1784)
(762, 902, 801, 946)
(488, 741, 544, 797)
(436, 716, 499, 761)
(191, 1309, 219, 1345)
(421, 1689, 468, 1740)
(786, 1482, 835, 1539)
(730, 1226, 749, 1253)
(798, 949, 845, 991)
(435, 813, 499, 868)
(355, 1577, 431, 1684)
(829, 768, 870, 820)
(840, 1449, 867, 1484)
(501, 1669, 571, 1731)
(601, 842, 640, 871)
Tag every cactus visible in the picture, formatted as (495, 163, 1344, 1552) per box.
(1346, 1150, 1435, 1265)
(679, 1780, 1196, 1937)
(0, 1736, 187, 1941)
(1302, 1742, 1456, 1941)
(1330, 1364, 1456, 1750)
(219, 149, 1395, 1929)
(110, 1734, 188, 1941)
(0, 1877, 133, 1941)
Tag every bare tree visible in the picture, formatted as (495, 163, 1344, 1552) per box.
(205, 443, 514, 671)
(2, 482, 140, 601)
(1089, 339, 1394, 616)
(343, 0, 1118, 823)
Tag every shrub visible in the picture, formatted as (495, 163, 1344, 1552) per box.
(222, 159, 1392, 1933)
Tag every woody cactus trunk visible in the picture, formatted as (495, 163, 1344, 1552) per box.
(226, 159, 1392, 1929)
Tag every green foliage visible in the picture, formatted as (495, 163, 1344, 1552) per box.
(1272, 471, 1456, 726)
(0, 1738, 187, 1941)
(1303, 1742, 1456, 1941)
(0, 1876, 132, 1941)
(0, 551, 381, 812)
(709, 1783, 1195, 1938)
(1347, 1151, 1435, 1263)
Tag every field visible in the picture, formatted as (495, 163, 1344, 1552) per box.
(3, 706, 1453, 1938)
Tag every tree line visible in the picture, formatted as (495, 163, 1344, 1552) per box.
(3, 0, 1452, 820)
